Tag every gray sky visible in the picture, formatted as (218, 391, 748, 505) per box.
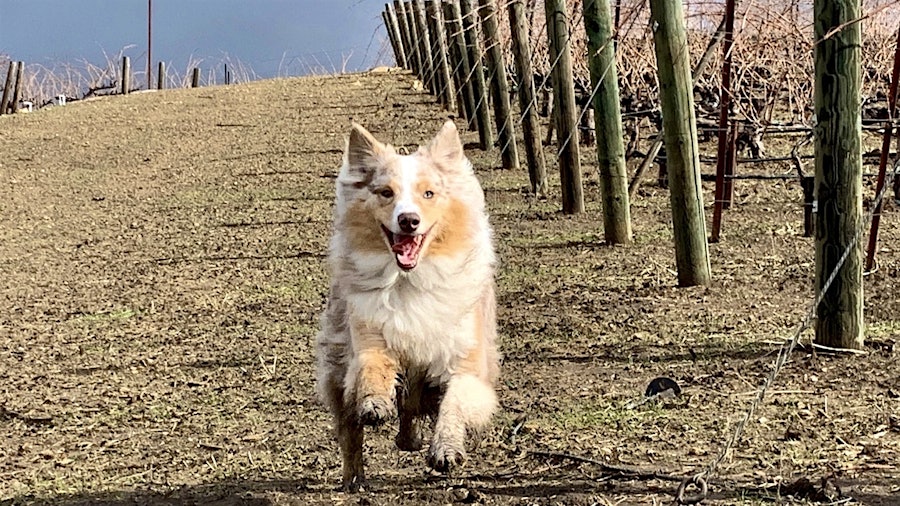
(0, 1, 392, 79)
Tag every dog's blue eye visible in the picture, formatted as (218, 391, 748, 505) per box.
(423, 190, 434, 199)
(379, 188, 394, 198)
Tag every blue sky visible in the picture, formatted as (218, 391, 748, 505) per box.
(0, 1, 392, 79)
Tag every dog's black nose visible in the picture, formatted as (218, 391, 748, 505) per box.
(398, 213, 420, 233)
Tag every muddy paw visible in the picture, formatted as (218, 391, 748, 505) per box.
(358, 395, 395, 426)
(427, 443, 465, 473)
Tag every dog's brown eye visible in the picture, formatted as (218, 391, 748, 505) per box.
(379, 188, 394, 199)
(423, 190, 434, 199)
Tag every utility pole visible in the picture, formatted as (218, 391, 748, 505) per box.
(147, 0, 153, 90)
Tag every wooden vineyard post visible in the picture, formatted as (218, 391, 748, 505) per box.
(508, 0, 547, 194)
(402, 1, 423, 76)
(583, 0, 632, 243)
(385, 3, 407, 68)
(813, 0, 864, 349)
(460, 0, 494, 150)
(394, 1, 414, 71)
(157, 61, 165, 90)
(11, 61, 24, 113)
(445, 0, 477, 124)
(710, 0, 736, 243)
(191, 67, 200, 88)
(865, 26, 900, 272)
(427, 0, 455, 111)
(424, 1, 445, 102)
(412, 0, 436, 95)
(1, 61, 16, 115)
(545, 0, 584, 213)
(478, 0, 519, 169)
(648, 0, 711, 286)
(121, 56, 131, 94)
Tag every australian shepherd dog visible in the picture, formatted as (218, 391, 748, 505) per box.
(315, 121, 500, 491)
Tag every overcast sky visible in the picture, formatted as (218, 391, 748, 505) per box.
(0, 1, 392, 79)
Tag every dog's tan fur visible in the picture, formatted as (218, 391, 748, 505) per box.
(316, 121, 499, 491)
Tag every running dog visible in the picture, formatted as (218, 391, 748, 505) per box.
(316, 121, 499, 491)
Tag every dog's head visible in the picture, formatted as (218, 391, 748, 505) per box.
(335, 121, 482, 272)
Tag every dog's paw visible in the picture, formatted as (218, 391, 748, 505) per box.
(358, 395, 395, 426)
(427, 442, 466, 473)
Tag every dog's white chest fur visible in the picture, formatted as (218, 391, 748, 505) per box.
(343, 253, 487, 380)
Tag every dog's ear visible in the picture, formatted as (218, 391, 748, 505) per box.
(427, 120, 465, 169)
(345, 122, 386, 181)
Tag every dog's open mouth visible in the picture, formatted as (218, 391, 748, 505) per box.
(382, 226, 427, 271)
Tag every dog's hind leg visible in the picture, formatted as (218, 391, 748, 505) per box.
(395, 370, 427, 451)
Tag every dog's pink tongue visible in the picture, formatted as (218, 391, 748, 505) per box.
(391, 235, 419, 268)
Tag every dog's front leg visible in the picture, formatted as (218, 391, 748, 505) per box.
(345, 320, 399, 426)
(428, 373, 497, 472)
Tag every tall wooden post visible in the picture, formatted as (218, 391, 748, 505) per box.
(191, 67, 201, 88)
(0, 61, 16, 115)
(383, 10, 402, 67)
(545, 0, 584, 214)
(508, 0, 547, 194)
(444, 1, 474, 122)
(402, 1, 422, 76)
(460, 0, 494, 150)
(583, 0, 632, 243)
(121, 56, 131, 94)
(427, 0, 455, 110)
(157, 61, 165, 90)
(479, 0, 519, 169)
(649, 0, 711, 286)
(813, 0, 864, 349)
(711, 0, 736, 243)
(386, 3, 407, 67)
(424, 1, 445, 99)
(11, 62, 24, 113)
(394, 1, 414, 70)
(412, 0, 436, 95)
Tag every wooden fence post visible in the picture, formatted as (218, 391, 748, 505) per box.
(711, 0, 736, 242)
(443, 1, 471, 121)
(508, 0, 547, 193)
(412, 0, 436, 94)
(446, 0, 478, 129)
(427, 0, 455, 110)
(583, 0, 632, 243)
(545, 0, 584, 213)
(11, 61, 24, 113)
(403, 1, 423, 77)
(191, 67, 201, 88)
(813, 0, 863, 349)
(649, 0, 711, 286)
(157, 61, 165, 90)
(1, 61, 16, 115)
(394, 1, 414, 71)
(460, 0, 494, 150)
(121, 56, 131, 94)
(479, 0, 519, 169)
(386, 3, 407, 67)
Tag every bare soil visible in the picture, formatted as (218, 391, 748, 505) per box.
(0, 71, 898, 505)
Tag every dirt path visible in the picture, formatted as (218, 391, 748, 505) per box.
(0, 71, 898, 505)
